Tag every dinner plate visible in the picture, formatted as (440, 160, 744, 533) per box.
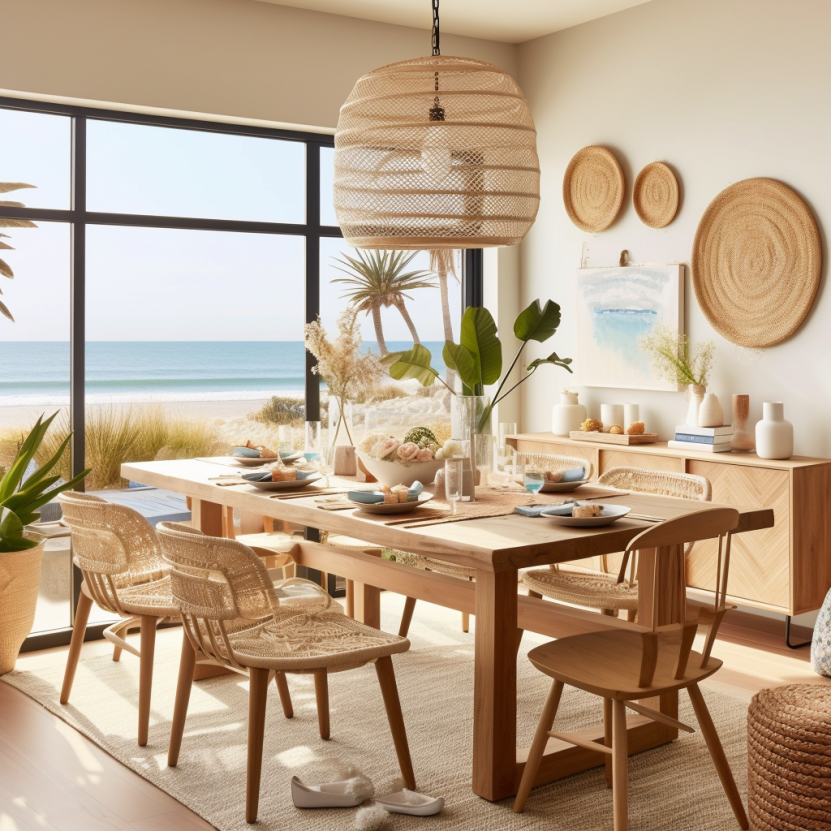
(234, 451, 302, 467)
(351, 493, 434, 514)
(540, 478, 590, 493)
(541, 503, 630, 527)
(243, 473, 322, 491)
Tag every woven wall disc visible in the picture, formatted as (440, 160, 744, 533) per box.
(692, 178, 821, 348)
(633, 162, 679, 228)
(562, 146, 624, 233)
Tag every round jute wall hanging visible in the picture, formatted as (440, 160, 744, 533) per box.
(563, 146, 624, 233)
(633, 162, 679, 228)
(692, 178, 821, 348)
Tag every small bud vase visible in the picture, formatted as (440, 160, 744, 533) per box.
(698, 393, 724, 428)
(756, 402, 793, 460)
(551, 390, 587, 436)
(685, 384, 706, 427)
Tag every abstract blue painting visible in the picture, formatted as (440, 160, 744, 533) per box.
(576, 265, 684, 390)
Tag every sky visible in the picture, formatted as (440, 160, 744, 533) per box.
(0, 108, 460, 343)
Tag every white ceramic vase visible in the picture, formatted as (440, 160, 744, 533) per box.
(755, 402, 793, 460)
(551, 391, 587, 436)
(685, 384, 706, 427)
(600, 404, 624, 433)
(698, 393, 724, 428)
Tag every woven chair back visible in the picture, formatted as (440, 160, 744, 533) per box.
(59, 492, 166, 615)
(598, 466, 711, 501)
(622, 507, 739, 686)
(518, 452, 594, 480)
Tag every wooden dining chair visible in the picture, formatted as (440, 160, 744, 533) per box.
(156, 521, 415, 824)
(395, 453, 595, 637)
(58, 492, 182, 747)
(521, 467, 711, 620)
(514, 507, 748, 831)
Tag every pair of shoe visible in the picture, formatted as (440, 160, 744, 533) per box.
(291, 775, 444, 816)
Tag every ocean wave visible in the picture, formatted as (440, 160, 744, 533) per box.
(0, 390, 305, 407)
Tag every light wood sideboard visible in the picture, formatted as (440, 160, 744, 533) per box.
(509, 433, 831, 618)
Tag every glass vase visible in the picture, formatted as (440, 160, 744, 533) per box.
(328, 396, 354, 446)
(450, 394, 492, 499)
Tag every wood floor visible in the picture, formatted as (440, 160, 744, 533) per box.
(1, 601, 827, 831)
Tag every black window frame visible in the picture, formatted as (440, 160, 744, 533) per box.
(0, 95, 483, 650)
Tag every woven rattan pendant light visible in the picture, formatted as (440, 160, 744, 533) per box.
(333, 0, 540, 249)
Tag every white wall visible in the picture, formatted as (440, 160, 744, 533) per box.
(517, 0, 831, 456)
(1, 0, 517, 131)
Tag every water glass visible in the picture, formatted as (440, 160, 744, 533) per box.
(304, 421, 321, 462)
(444, 457, 465, 514)
(318, 445, 335, 488)
(524, 466, 545, 504)
(278, 424, 293, 455)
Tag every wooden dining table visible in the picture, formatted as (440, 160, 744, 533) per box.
(121, 458, 773, 802)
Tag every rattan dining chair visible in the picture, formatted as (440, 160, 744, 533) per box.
(58, 492, 182, 747)
(515, 507, 748, 831)
(521, 467, 711, 620)
(395, 453, 595, 637)
(156, 521, 415, 824)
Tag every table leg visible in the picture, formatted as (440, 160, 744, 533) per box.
(351, 550, 382, 628)
(473, 569, 518, 801)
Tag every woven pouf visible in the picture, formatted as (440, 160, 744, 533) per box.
(747, 685, 831, 830)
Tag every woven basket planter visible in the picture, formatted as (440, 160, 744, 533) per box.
(747, 684, 831, 830)
(0, 541, 45, 674)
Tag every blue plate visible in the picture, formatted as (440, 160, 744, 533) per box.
(347, 490, 385, 504)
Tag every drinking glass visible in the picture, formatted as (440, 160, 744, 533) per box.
(318, 445, 335, 488)
(495, 421, 518, 482)
(524, 466, 545, 505)
(444, 457, 464, 514)
(278, 424, 293, 456)
(304, 421, 321, 463)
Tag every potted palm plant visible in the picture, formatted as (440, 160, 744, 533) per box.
(0, 413, 90, 673)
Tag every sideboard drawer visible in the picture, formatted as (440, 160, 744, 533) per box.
(686, 460, 789, 609)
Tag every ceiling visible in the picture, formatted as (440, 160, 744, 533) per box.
(253, 0, 654, 44)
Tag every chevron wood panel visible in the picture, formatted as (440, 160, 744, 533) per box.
(599, 449, 685, 475)
(686, 461, 789, 610)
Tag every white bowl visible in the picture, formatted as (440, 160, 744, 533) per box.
(356, 450, 443, 487)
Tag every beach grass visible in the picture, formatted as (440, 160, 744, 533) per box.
(32, 405, 223, 491)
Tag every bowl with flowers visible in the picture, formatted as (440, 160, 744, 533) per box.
(357, 427, 447, 487)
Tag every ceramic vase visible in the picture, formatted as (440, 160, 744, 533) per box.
(755, 402, 793, 460)
(698, 393, 724, 428)
(685, 384, 706, 427)
(551, 391, 586, 436)
(730, 394, 755, 453)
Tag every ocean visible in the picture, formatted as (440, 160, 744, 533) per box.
(0, 341, 449, 406)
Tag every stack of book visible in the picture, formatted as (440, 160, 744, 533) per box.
(668, 425, 734, 453)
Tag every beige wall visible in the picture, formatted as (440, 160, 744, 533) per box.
(517, 0, 831, 456)
(1, 0, 517, 131)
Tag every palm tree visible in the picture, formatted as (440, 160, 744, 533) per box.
(331, 250, 436, 356)
(429, 249, 460, 386)
(0, 183, 37, 322)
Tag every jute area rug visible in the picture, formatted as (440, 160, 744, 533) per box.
(2, 595, 749, 831)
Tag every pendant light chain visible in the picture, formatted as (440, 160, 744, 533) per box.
(432, 0, 441, 56)
(429, 0, 445, 121)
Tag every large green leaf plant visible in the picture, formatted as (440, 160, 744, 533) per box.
(383, 299, 573, 430)
(0, 413, 90, 552)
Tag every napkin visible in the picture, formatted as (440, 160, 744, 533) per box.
(515, 504, 574, 517)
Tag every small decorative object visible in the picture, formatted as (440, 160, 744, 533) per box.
(692, 178, 821, 348)
(333, 0, 539, 250)
(563, 146, 625, 233)
(811, 587, 831, 677)
(355, 427, 445, 487)
(632, 162, 679, 228)
(551, 389, 587, 436)
(639, 324, 716, 426)
(697, 392, 724, 428)
(730, 394, 755, 453)
(756, 402, 793, 460)
(580, 418, 603, 432)
(305, 305, 386, 447)
(0, 414, 90, 673)
(375, 790, 444, 817)
(626, 421, 645, 435)
(600, 404, 624, 433)
(623, 403, 640, 427)
(609, 425, 624, 435)
(334, 445, 357, 476)
(290, 769, 374, 808)
(570, 429, 658, 446)
(577, 265, 684, 390)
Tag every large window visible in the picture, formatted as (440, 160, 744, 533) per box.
(0, 96, 481, 647)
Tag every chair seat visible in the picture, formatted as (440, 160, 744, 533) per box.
(416, 555, 477, 581)
(229, 606, 409, 671)
(522, 568, 639, 611)
(115, 575, 181, 617)
(527, 629, 723, 700)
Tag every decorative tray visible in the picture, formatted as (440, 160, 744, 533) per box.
(569, 431, 659, 446)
